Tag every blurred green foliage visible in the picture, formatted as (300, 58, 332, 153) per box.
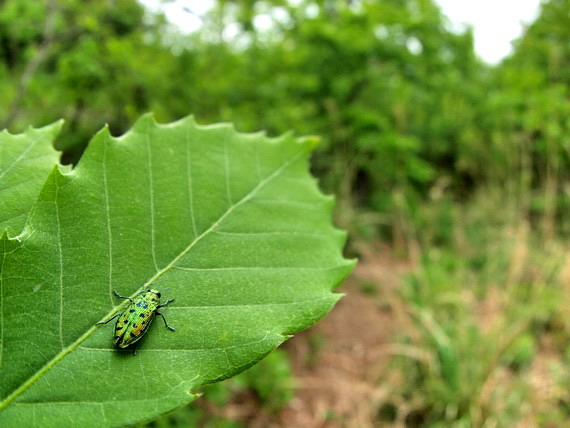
(3, 0, 570, 425)
(3, 0, 568, 233)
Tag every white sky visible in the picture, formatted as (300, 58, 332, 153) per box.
(141, 0, 543, 64)
(433, 0, 542, 63)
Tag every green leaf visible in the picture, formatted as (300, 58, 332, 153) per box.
(0, 115, 354, 427)
(0, 121, 63, 235)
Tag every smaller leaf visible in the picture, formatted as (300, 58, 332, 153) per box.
(0, 121, 63, 235)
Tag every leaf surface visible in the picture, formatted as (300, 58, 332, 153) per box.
(0, 115, 354, 427)
(0, 122, 62, 235)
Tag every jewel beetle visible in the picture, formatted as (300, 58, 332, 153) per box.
(96, 287, 175, 354)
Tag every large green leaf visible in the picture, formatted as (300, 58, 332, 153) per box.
(0, 115, 354, 427)
(0, 121, 62, 235)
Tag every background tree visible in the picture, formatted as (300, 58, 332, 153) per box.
(3, 0, 570, 424)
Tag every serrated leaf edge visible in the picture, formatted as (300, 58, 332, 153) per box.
(0, 118, 328, 411)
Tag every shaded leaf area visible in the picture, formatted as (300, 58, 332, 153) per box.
(0, 115, 353, 427)
(0, 121, 62, 235)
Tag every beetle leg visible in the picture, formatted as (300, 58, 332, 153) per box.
(157, 298, 175, 308)
(113, 290, 134, 303)
(95, 312, 121, 325)
(156, 312, 176, 331)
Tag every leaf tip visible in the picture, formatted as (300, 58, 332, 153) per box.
(329, 259, 357, 291)
(297, 135, 320, 149)
(53, 162, 73, 178)
(342, 258, 358, 279)
(331, 292, 346, 305)
(186, 391, 202, 401)
(332, 228, 350, 249)
(165, 114, 197, 129)
(27, 119, 65, 137)
(134, 112, 158, 129)
(93, 123, 112, 139)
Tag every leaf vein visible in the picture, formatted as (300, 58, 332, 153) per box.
(172, 265, 346, 272)
(146, 131, 159, 272)
(78, 334, 275, 353)
(102, 139, 114, 306)
(223, 141, 232, 205)
(0, 134, 42, 180)
(168, 297, 333, 309)
(213, 230, 330, 238)
(54, 176, 64, 350)
(185, 129, 197, 238)
(253, 198, 326, 207)
(12, 397, 181, 406)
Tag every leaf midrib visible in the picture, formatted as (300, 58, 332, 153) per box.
(0, 145, 306, 410)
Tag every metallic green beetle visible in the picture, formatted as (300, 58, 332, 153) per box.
(96, 288, 175, 354)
